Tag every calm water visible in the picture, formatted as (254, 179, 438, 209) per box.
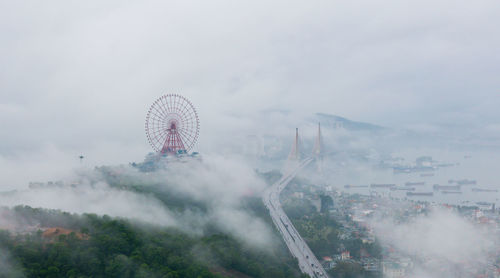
(327, 149, 500, 206)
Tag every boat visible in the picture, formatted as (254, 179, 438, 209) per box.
(441, 191, 462, 194)
(472, 188, 498, 193)
(406, 192, 433, 196)
(456, 179, 477, 185)
(370, 183, 395, 188)
(390, 187, 415, 191)
(344, 185, 369, 188)
(436, 163, 454, 167)
(433, 184, 461, 191)
(405, 182, 425, 186)
(393, 167, 411, 173)
(394, 166, 435, 174)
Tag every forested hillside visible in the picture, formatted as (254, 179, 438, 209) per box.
(0, 206, 306, 278)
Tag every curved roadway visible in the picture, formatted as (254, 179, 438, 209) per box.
(262, 158, 329, 278)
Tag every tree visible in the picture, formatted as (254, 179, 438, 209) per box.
(328, 262, 366, 278)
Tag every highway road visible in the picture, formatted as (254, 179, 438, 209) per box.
(263, 158, 329, 278)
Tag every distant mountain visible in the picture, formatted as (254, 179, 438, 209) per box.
(312, 113, 386, 132)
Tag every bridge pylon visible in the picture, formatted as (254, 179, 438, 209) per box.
(288, 128, 301, 161)
(312, 122, 324, 172)
(284, 128, 302, 174)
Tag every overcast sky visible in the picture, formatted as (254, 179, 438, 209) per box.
(1, 1, 499, 165)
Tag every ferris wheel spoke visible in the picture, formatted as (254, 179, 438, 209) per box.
(177, 130, 193, 149)
(152, 118, 168, 130)
(149, 128, 168, 140)
(150, 105, 168, 121)
(147, 136, 161, 151)
(155, 106, 169, 121)
(167, 107, 191, 130)
(147, 107, 163, 120)
(179, 101, 193, 121)
(170, 97, 187, 118)
(178, 127, 192, 139)
(177, 130, 188, 145)
(176, 125, 189, 137)
(148, 113, 166, 124)
(177, 97, 197, 125)
(157, 97, 171, 118)
(146, 125, 163, 140)
(161, 95, 173, 115)
(178, 128, 196, 146)
(180, 121, 195, 134)
(148, 127, 165, 136)
(148, 127, 167, 139)
(176, 102, 193, 124)
(149, 122, 165, 133)
(150, 126, 167, 136)
(168, 95, 176, 115)
(151, 132, 167, 148)
(181, 119, 198, 141)
(155, 97, 167, 119)
(155, 98, 170, 117)
(177, 106, 194, 121)
(171, 96, 181, 119)
(175, 95, 182, 114)
(176, 100, 187, 117)
(151, 134, 166, 146)
(172, 95, 177, 113)
(154, 135, 167, 148)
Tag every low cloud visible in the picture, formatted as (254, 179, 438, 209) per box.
(0, 152, 274, 248)
(0, 144, 78, 191)
(211, 208, 273, 247)
(0, 181, 179, 227)
(371, 208, 495, 277)
(0, 248, 24, 278)
(141, 153, 274, 248)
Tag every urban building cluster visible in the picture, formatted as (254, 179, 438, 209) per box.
(288, 181, 500, 277)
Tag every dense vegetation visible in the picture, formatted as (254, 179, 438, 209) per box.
(0, 206, 305, 278)
(283, 198, 380, 259)
(327, 262, 368, 278)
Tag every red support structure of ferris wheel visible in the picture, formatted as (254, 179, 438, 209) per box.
(161, 121, 186, 154)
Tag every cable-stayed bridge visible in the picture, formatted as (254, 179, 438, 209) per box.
(263, 124, 329, 278)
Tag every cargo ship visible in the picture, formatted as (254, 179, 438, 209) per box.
(370, 183, 395, 188)
(394, 166, 435, 174)
(405, 182, 425, 186)
(406, 192, 433, 196)
(433, 184, 461, 191)
(472, 188, 498, 193)
(390, 187, 416, 191)
(449, 179, 477, 185)
(441, 191, 462, 194)
(436, 163, 455, 167)
(344, 185, 369, 188)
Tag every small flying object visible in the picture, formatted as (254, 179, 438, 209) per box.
(79, 155, 84, 163)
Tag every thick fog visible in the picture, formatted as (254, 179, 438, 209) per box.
(0, 249, 23, 278)
(0, 154, 274, 248)
(372, 208, 496, 277)
(1, 0, 499, 166)
(1, 1, 500, 277)
(0, 181, 179, 227)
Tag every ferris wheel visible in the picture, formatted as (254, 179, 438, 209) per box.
(145, 94, 200, 155)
